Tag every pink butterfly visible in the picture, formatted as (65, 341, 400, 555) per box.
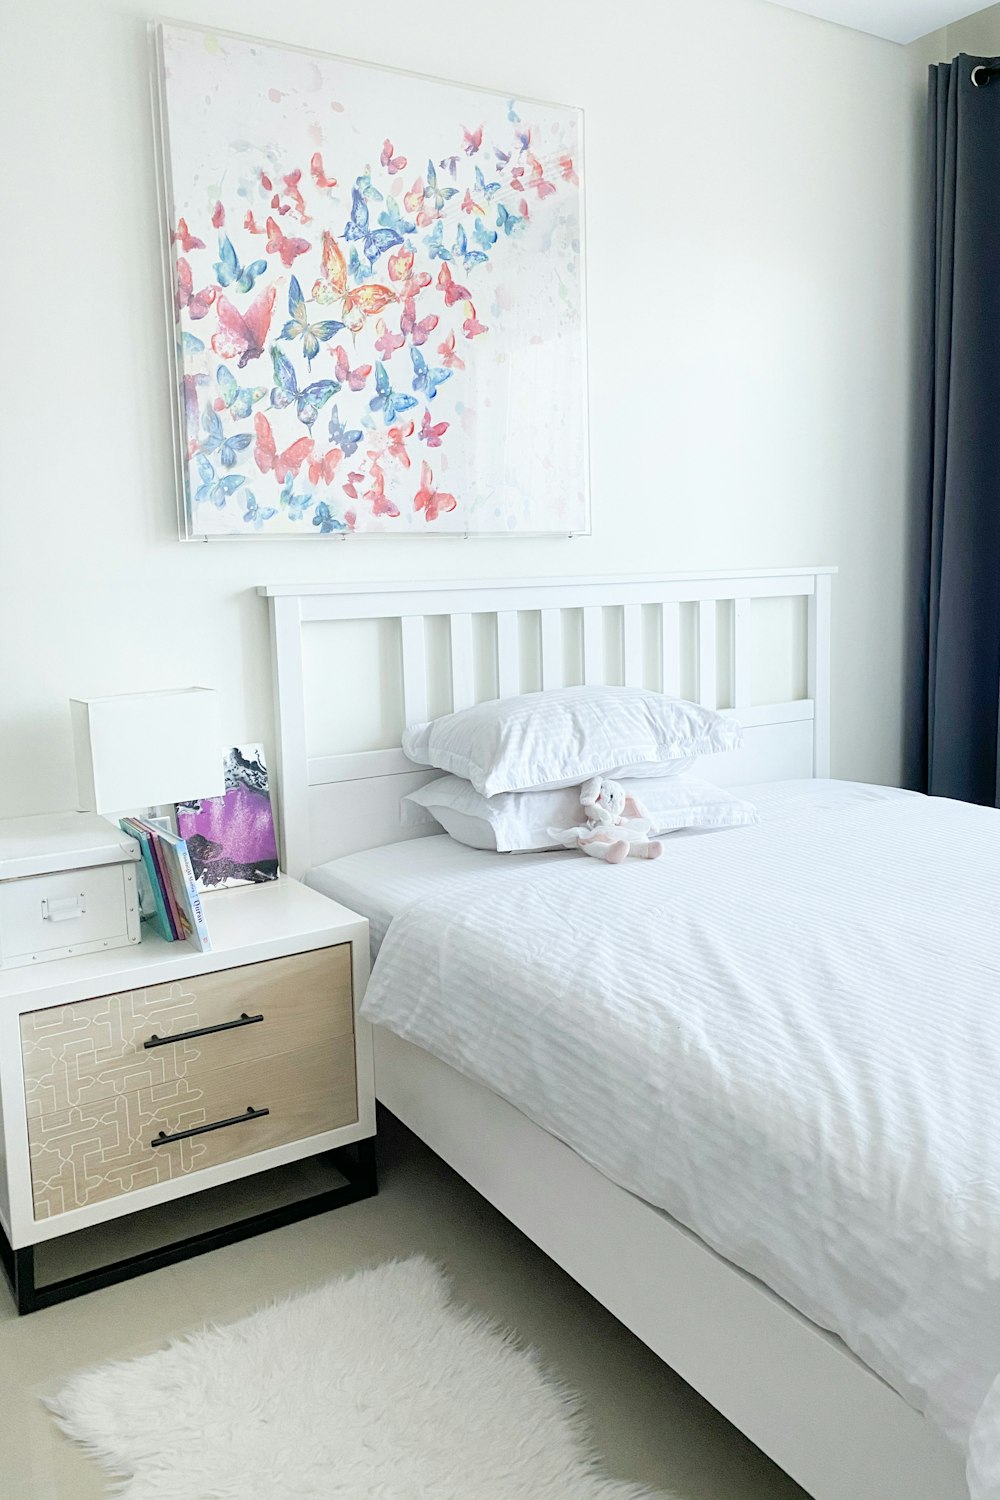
(260, 172, 274, 191)
(310, 152, 338, 190)
(332, 344, 372, 392)
(253, 413, 314, 481)
(171, 218, 204, 252)
(525, 152, 556, 199)
(437, 264, 470, 307)
(437, 331, 465, 371)
(308, 447, 343, 486)
(462, 125, 483, 156)
(175, 258, 216, 320)
(344, 508, 357, 530)
(380, 138, 407, 175)
(374, 318, 406, 360)
(244, 210, 266, 234)
(388, 246, 431, 301)
(282, 168, 310, 222)
(364, 459, 400, 518)
(414, 461, 456, 522)
(266, 216, 310, 267)
(342, 470, 365, 501)
(419, 408, 449, 448)
(461, 188, 484, 216)
(211, 285, 276, 367)
(462, 304, 488, 340)
(509, 164, 525, 190)
(401, 297, 438, 346)
(211, 202, 225, 229)
(388, 419, 414, 467)
(403, 179, 424, 213)
(270, 195, 292, 216)
(557, 154, 578, 186)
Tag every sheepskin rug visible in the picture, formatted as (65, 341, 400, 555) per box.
(48, 1256, 668, 1499)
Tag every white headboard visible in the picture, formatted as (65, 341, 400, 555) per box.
(259, 569, 834, 879)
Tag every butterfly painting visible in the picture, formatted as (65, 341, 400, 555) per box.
(161, 21, 586, 536)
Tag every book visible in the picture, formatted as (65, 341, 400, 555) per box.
(176, 744, 279, 891)
(129, 817, 183, 940)
(120, 818, 176, 942)
(153, 828, 213, 953)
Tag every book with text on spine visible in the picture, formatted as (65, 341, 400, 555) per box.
(155, 829, 212, 953)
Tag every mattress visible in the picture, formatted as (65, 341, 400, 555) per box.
(307, 778, 907, 956)
(318, 780, 1000, 1500)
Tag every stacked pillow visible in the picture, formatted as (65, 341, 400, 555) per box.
(400, 685, 758, 853)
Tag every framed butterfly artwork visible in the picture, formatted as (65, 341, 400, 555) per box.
(154, 21, 589, 538)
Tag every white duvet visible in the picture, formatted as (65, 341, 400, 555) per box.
(359, 785, 1000, 1497)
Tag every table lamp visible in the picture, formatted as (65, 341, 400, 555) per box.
(71, 688, 224, 816)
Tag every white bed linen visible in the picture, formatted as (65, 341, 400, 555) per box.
(345, 783, 1000, 1499)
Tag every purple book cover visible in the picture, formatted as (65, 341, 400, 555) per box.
(175, 744, 279, 891)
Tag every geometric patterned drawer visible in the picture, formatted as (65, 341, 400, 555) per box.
(19, 946, 353, 1121)
(27, 1031, 358, 1219)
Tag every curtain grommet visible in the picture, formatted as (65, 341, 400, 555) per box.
(972, 65, 991, 87)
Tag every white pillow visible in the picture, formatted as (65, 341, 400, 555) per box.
(401, 686, 741, 796)
(402, 774, 759, 853)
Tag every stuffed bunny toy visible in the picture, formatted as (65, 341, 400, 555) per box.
(549, 775, 664, 864)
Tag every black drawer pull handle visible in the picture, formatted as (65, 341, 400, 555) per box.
(144, 1013, 264, 1049)
(150, 1106, 269, 1148)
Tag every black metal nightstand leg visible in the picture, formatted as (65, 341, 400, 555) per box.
(334, 1135, 378, 1199)
(0, 1225, 36, 1315)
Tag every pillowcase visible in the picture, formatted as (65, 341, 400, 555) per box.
(401, 686, 741, 796)
(402, 774, 759, 853)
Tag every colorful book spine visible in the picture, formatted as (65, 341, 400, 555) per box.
(131, 818, 182, 940)
(157, 834, 212, 953)
(120, 819, 175, 943)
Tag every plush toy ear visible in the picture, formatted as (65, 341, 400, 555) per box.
(580, 776, 602, 808)
(623, 794, 648, 819)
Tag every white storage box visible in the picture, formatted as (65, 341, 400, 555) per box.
(0, 812, 141, 970)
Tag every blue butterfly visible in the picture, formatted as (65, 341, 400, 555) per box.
(454, 224, 488, 271)
(378, 196, 416, 237)
(328, 403, 363, 458)
(213, 233, 267, 293)
(347, 246, 374, 284)
(423, 222, 452, 262)
(280, 276, 344, 367)
(439, 155, 460, 178)
(507, 99, 520, 123)
(199, 407, 252, 468)
(344, 187, 402, 266)
(370, 361, 418, 425)
(475, 166, 502, 201)
(496, 203, 526, 237)
(410, 346, 451, 402)
(270, 346, 339, 429)
(313, 501, 348, 534)
(194, 454, 245, 508)
(472, 216, 498, 253)
(243, 491, 278, 530)
(355, 168, 384, 203)
(425, 159, 458, 213)
(278, 473, 314, 521)
(216, 365, 266, 420)
(179, 331, 205, 355)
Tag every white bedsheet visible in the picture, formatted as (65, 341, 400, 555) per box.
(351, 783, 1000, 1498)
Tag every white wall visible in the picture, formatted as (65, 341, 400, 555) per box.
(0, 0, 919, 818)
(912, 0, 1000, 57)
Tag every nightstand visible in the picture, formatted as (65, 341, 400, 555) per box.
(0, 877, 375, 1314)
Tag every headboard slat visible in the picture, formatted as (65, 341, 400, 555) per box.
(496, 611, 520, 699)
(540, 609, 564, 691)
(449, 613, 475, 711)
(698, 601, 718, 710)
(400, 615, 428, 726)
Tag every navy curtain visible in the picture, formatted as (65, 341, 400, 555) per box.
(907, 57, 1000, 805)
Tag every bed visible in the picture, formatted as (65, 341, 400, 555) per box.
(261, 571, 979, 1500)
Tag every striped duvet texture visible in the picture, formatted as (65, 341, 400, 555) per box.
(361, 788, 1000, 1497)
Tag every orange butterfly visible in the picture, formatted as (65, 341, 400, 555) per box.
(311, 231, 395, 332)
(437, 332, 465, 371)
(414, 461, 456, 522)
(387, 419, 414, 468)
(253, 413, 314, 483)
(403, 179, 425, 213)
(307, 447, 343, 487)
(461, 189, 484, 216)
(310, 152, 337, 190)
(387, 246, 430, 300)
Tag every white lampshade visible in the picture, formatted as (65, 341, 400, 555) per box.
(71, 688, 225, 814)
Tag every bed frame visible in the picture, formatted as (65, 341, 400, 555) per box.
(260, 570, 968, 1500)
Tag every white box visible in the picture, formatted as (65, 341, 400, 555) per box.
(0, 812, 141, 970)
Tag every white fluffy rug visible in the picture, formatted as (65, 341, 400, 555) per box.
(49, 1256, 668, 1499)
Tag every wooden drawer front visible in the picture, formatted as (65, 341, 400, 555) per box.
(27, 1035, 358, 1219)
(20, 946, 353, 1121)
